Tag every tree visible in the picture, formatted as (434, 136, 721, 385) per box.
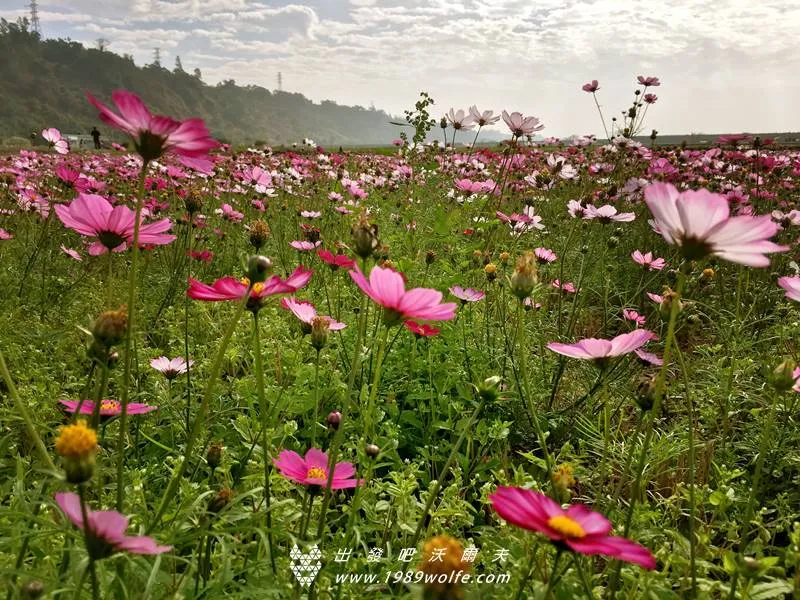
(193, 67, 202, 80)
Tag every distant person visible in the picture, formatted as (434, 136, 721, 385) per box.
(91, 127, 101, 150)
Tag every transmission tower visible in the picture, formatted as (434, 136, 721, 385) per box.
(29, 0, 41, 34)
(277, 72, 283, 91)
(153, 47, 161, 67)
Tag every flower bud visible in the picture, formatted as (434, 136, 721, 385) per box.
(499, 251, 510, 263)
(184, 194, 203, 215)
(658, 289, 683, 317)
(478, 376, 502, 403)
(425, 250, 437, 265)
(635, 374, 658, 412)
(552, 463, 576, 497)
(207, 489, 234, 514)
(246, 255, 273, 283)
(607, 236, 619, 249)
(248, 219, 270, 249)
(21, 581, 45, 600)
(351, 211, 380, 259)
(365, 444, 380, 458)
(327, 411, 341, 430)
(55, 420, 98, 484)
(310, 316, 331, 351)
(510, 252, 538, 300)
(769, 358, 797, 392)
(92, 308, 128, 347)
(484, 263, 497, 282)
(206, 441, 223, 469)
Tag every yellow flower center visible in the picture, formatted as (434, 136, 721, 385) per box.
(547, 515, 586, 539)
(55, 420, 98, 459)
(100, 400, 119, 412)
(306, 467, 326, 479)
(240, 277, 264, 295)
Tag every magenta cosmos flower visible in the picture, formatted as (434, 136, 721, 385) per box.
(547, 330, 656, 364)
(582, 80, 600, 93)
(87, 90, 217, 162)
(644, 182, 787, 267)
(150, 356, 193, 379)
(55, 492, 171, 558)
(449, 286, 485, 303)
(502, 111, 544, 137)
(60, 399, 156, 417)
(188, 266, 312, 302)
(405, 321, 440, 337)
(273, 448, 362, 489)
(318, 249, 356, 270)
(778, 276, 800, 302)
(489, 487, 656, 569)
(55, 193, 175, 256)
(350, 266, 457, 326)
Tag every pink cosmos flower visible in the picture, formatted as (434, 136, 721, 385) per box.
(290, 240, 322, 251)
(552, 280, 577, 294)
(469, 106, 501, 126)
(717, 134, 751, 146)
(637, 75, 661, 87)
(318, 249, 356, 270)
(188, 266, 312, 303)
(350, 266, 457, 325)
(634, 348, 663, 366)
(489, 487, 656, 569)
(534, 248, 558, 264)
(87, 90, 217, 162)
(281, 297, 346, 331)
(392, 138, 405, 147)
(644, 182, 788, 267)
(646, 292, 664, 304)
(300, 210, 322, 219)
(582, 80, 600, 93)
(215, 203, 244, 223)
(42, 128, 69, 154)
(273, 448, 362, 489)
(643, 93, 658, 104)
(55, 492, 171, 557)
(150, 356, 193, 379)
(547, 330, 656, 363)
(59, 399, 157, 417)
(502, 111, 544, 137)
(405, 321, 441, 337)
(623, 309, 646, 327)
(567, 200, 587, 218)
(60, 245, 83, 261)
(449, 286, 485, 302)
(631, 250, 665, 271)
(54, 193, 175, 256)
(584, 204, 635, 223)
(0, 228, 13, 240)
(778, 276, 800, 302)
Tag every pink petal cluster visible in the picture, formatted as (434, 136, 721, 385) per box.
(631, 250, 665, 271)
(502, 111, 544, 137)
(489, 487, 656, 569)
(273, 448, 362, 489)
(60, 399, 156, 417)
(449, 286, 485, 302)
(54, 193, 175, 255)
(778, 276, 800, 302)
(55, 492, 171, 557)
(644, 182, 788, 267)
(547, 330, 656, 361)
(187, 266, 311, 302)
(318, 249, 356, 270)
(350, 266, 457, 325)
(584, 204, 635, 223)
(582, 80, 600, 93)
(150, 356, 193, 378)
(42, 128, 69, 154)
(281, 297, 346, 330)
(87, 90, 217, 161)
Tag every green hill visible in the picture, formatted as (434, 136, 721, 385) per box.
(0, 18, 402, 146)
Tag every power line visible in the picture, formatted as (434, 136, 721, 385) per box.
(29, 0, 41, 34)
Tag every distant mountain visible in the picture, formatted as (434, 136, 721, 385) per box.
(0, 18, 405, 146)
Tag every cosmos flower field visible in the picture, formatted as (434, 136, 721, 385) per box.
(2, 82, 800, 599)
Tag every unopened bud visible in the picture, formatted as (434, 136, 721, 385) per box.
(184, 194, 203, 215)
(351, 211, 380, 259)
(499, 251, 510, 263)
(769, 358, 797, 392)
(92, 308, 128, 347)
(206, 441, 223, 469)
(21, 581, 45, 600)
(208, 489, 234, 514)
(478, 376, 502, 403)
(248, 219, 271, 249)
(310, 316, 331, 351)
(365, 444, 380, 458)
(510, 252, 538, 300)
(635, 374, 658, 412)
(246, 255, 273, 283)
(607, 236, 619, 249)
(425, 250, 437, 265)
(327, 411, 341, 430)
(484, 263, 497, 282)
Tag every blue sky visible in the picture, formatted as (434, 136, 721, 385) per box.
(2, 0, 799, 136)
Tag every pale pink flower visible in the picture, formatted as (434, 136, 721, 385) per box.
(502, 111, 544, 137)
(449, 286, 485, 302)
(215, 203, 244, 223)
(534, 247, 557, 263)
(468, 106, 501, 126)
(635, 348, 663, 366)
(637, 76, 661, 87)
(644, 182, 788, 267)
(42, 128, 69, 154)
(300, 210, 322, 219)
(552, 280, 577, 294)
(150, 356, 193, 379)
(632, 250, 666, 271)
(281, 297, 346, 330)
(623, 309, 646, 327)
(778, 276, 800, 302)
(446, 108, 476, 130)
(290, 240, 322, 251)
(60, 245, 83, 261)
(584, 204, 635, 223)
(0, 228, 12, 240)
(547, 330, 657, 362)
(350, 266, 457, 325)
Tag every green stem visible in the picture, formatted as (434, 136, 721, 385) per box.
(146, 290, 251, 534)
(310, 349, 322, 446)
(674, 346, 697, 598)
(574, 555, 595, 598)
(116, 160, 150, 511)
(89, 361, 110, 430)
(252, 313, 277, 573)
(513, 546, 540, 600)
(366, 325, 391, 440)
(78, 486, 100, 600)
(0, 350, 55, 471)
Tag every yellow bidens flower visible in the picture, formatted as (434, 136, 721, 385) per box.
(419, 535, 471, 600)
(55, 420, 97, 484)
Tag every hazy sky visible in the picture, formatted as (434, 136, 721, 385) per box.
(3, 0, 799, 137)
